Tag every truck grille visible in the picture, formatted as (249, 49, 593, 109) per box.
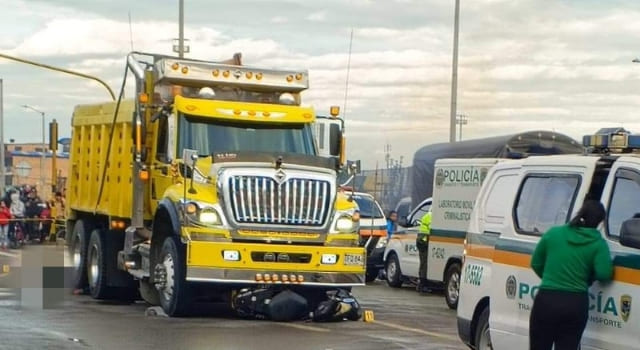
(228, 176, 332, 226)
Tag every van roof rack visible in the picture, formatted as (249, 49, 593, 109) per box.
(583, 128, 640, 153)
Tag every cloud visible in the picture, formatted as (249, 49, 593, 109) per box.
(4, 0, 640, 170)
(306, 11, 327, 22)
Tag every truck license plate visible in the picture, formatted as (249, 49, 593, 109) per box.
(344, 254, 364, 266)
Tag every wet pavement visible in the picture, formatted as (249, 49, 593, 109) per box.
(0, 244, 465, 350)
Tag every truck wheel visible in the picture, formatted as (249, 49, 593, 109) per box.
(365, 268, 378, 283)
(69, 220, 89, 290)
(139, 279, 160, 306)
(87, 229, 111, 299)
(155, 236, 191, 316)
(444, 263, 461, 309)
(474, 307, 492, 350)
(385, 253, 403, 288)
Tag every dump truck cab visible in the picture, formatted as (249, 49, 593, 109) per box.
(67, 53, 364, 316)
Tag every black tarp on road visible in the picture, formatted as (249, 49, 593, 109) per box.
(411, 131, 584, 207)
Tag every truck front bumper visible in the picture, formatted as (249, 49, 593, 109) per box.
(186, 240, 366, 287)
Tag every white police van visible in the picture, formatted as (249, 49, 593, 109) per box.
(457, 129, 640, 350)
(384, 159, 496, 309)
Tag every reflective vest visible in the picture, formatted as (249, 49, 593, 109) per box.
(418, 212, 432, 242)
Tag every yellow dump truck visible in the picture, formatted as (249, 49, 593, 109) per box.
(67, 52, 364, 316)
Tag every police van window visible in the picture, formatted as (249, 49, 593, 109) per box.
(515, 175, 580, 236)
(607, 174, 640, 238)
(484, 174, 518, 224)
(411, 203, 431, 226)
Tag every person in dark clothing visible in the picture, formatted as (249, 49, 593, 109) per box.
(529, 200, 613, 350)
(24, 195, 42, 242)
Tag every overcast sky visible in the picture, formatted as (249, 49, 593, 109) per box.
(2, 0, 640, 168)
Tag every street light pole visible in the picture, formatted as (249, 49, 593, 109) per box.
(456, 114, 469, 141)
(22, 105, 46, 194)
(0, 79, 4, 194)
(179, 0, 184, 58)
(449, 0, 461, 143)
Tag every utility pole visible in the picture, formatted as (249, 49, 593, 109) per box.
(178, 0, 184, 58)
(449, 0, 460, 143)
(0, 79, 4, 193)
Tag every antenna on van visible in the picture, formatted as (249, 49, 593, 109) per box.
(343, 28, 353, 121)
(128, 11, 135, 51)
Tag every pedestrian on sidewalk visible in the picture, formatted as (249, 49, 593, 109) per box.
(529, 200, 613, 350)
(0, 201, 10, 249)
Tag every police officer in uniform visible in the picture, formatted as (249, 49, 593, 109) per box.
(416, 211, 432, 293)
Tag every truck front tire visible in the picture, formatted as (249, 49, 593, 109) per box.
(69, 220, 89, 290)
(365, 268, 378, 283)
(156, 236, 191, 316)
(139, 279, 160, 306)
(444, 263, 461, 309)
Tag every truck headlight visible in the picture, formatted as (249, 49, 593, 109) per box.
(185, 202, 222, 226)
(335, 215, 356, 233)
(199, 209, 220, 225)
(375, 237, 388, 249)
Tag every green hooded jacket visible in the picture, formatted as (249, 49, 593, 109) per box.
(531, 224, 613, 293)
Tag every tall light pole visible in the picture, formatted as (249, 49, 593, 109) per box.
(172, 0, 190, 57)
(178, 0, 184, 58)
(449, 0, 461, 143)
(21, 104, 46, 193)
(456, 114, 469, 141)
(0, 79, 4, 193)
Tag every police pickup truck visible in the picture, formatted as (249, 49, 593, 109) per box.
(458, 129, 640, 350)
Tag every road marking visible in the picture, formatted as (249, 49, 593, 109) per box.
(373, 320, 459, 341)
(0, 251, 18, 258)
(277, 323, 330, 333)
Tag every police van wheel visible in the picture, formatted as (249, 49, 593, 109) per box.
(385, 254, 403, 288)
(444, 263, 461, 309)
(474, 308, 492, 350)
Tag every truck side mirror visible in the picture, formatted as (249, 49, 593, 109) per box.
(329, 124, 342, 158)
(620, 218, 640, 249)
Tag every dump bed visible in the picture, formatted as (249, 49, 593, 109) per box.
(68, 99, 142, 219)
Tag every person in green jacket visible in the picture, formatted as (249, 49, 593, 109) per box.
(529, 200, 613, 350)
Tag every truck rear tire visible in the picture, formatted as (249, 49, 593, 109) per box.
(474, 307, 492, 350)
(87, 229, 111, 299)
(69, 220, 89, 290)
(444, 263, 461, 309)
(156, 236, 191, 317)
(385, 253, 403, 288)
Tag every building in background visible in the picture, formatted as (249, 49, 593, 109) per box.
(4, 138, 70, 198)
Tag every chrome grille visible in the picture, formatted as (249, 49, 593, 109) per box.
(229, 176, 331, 226)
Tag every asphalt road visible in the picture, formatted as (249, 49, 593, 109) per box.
(0, 244, 466, 350)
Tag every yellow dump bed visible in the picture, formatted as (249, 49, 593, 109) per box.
(68, 100, 138, 219)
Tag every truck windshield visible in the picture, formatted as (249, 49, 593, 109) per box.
(353, 195, 384, 219)
(178, 113, 316, 156)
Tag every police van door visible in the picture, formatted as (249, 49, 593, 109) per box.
(581, 157, 640, 350)
(490, 158, 597, 350)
